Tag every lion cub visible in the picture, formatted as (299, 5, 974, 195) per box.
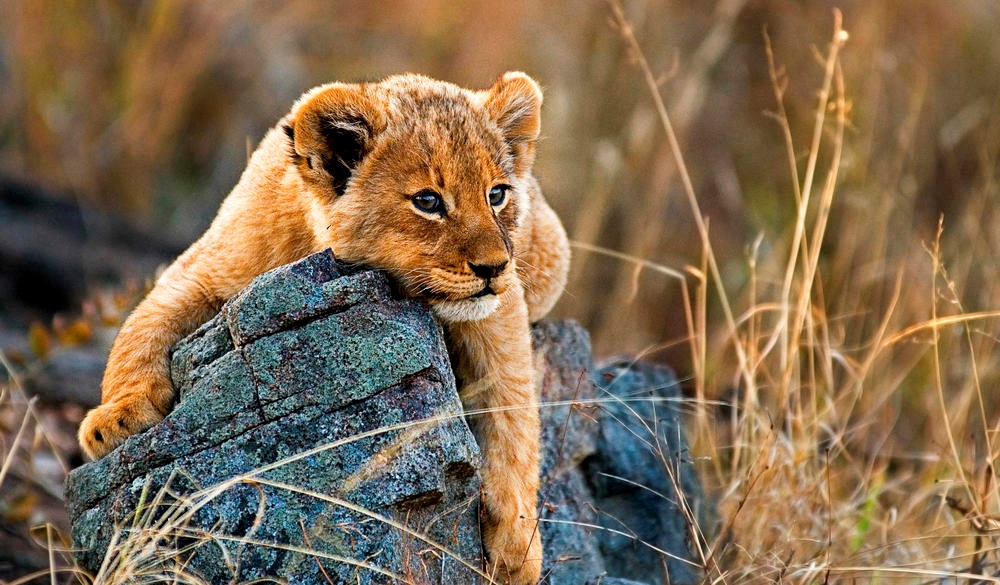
(78, 72, 570, 584)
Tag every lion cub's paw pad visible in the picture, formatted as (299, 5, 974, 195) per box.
(78, 400, 165, 460)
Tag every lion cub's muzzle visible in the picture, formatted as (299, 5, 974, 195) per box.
(428, 258, 513, 323)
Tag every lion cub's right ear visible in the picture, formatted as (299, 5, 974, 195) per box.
(482, 72, 543, 177)
(285, 84, 387, 197)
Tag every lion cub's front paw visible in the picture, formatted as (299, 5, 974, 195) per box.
(78, 399, 165, 460)
(485, 514, 543, 585)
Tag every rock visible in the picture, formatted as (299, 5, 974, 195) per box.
(586, 360, 706, 585)
(534, 326, 705, 585)
(66, 250, 706, 584)
(66, 251, 482, 584)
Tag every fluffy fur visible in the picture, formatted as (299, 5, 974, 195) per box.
(78, 72, 570, 584)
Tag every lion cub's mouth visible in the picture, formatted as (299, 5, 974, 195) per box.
(429, 292, 501, 323)
(405, 277, 504, 323)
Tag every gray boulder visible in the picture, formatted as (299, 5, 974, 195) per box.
(66, 250, 706, 584)
(584, 360, 705, 585)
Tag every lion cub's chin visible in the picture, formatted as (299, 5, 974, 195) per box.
(430, 296, 502, 323)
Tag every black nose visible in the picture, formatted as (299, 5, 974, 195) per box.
(469, 261, 508, 279)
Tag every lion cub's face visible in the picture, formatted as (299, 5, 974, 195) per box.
(286, 73, 542, 322)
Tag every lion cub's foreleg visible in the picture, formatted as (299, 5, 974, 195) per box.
(78, 251, 228, 459)
(445, 287, 542, 585)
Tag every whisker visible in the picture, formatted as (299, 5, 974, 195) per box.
(513, 254, 561, 285)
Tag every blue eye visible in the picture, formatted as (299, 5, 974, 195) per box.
(489, 185, 509, 207)
(412, 190, 444, 214)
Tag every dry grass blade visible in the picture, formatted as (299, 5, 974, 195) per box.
(0, 392, 37, 490)
(607, 1, 751, 399)
(246, 476, 494, 583)
(570, 241, 687, 281)
(537, 516, 699, 568)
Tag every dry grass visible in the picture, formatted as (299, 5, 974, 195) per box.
(0, 354, 83, 584)
(4, 1, 1000, 584)
(599, 3, 1000, 583)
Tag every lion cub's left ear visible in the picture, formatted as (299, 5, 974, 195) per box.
(482, 72, 543, 175)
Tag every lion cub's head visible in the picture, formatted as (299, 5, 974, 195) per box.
(284, 72, 542, 322)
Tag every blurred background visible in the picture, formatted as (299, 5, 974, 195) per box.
(4, 1, 1000, 579)
(3, 0, 999, 365)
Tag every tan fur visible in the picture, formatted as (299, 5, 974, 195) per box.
(78, 72, 570, 584)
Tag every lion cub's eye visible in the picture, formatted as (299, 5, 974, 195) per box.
(411, 190, 445, 215)
(489, 185, 510, 207)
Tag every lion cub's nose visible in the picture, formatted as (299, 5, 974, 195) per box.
(469, 260, 508, 279)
